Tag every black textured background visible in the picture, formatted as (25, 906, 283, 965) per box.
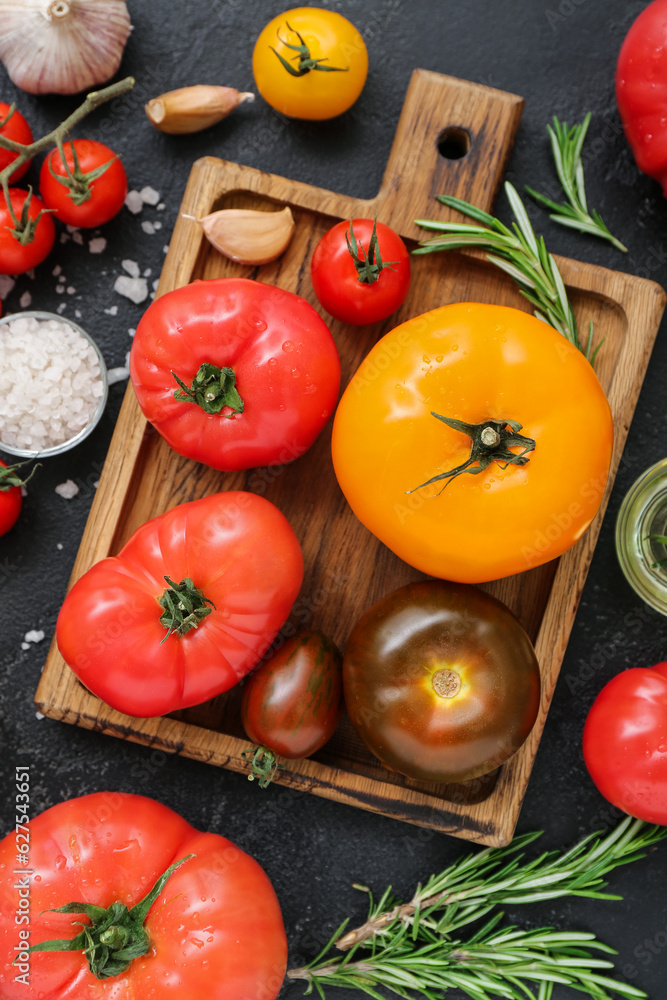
(2, 2, 667, 998)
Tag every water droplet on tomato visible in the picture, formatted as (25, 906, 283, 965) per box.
(321, 410, 329, 419)
(282, 341, 294, 352)
(435, 355, 443, 363)
(268, 357, 277, 366)
(451, 345, 459, 351)
(278, 403, 286, 411)
(423, 354, 431, 363)
(291, 368, 301, 378)
(304, 384, 317, 394)
(255, 319, 267, 332)
(55, 855, 67, 870)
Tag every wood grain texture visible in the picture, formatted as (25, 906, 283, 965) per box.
(36, 70, 666, 846)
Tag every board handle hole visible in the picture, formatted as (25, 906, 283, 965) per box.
(437, 127, 471, 160)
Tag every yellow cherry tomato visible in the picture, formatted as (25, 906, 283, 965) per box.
(252, 7, 368, 120)
(332, 303, 614, 584)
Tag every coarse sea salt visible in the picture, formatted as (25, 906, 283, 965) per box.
(0, 316, 104, 453)
(114, 274, 149, 304)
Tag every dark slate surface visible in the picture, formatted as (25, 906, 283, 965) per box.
(1, 2, 667, 997)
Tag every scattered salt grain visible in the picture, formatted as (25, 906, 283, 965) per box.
(125, 190, 143, 214)
(114, 275, 149, 304)
(55, 480, 79, 499)
(21, 642, 30, 650)
(36, 711, 44, 720)
(67, 286, 76, 295)
(140, 186, 160, 205)
(19, 291, 31, 308)
(0, 275, 15, 299)
(72, 231, 83, 245)
(75, 310, 82, 319)
(104, 305, 118, 316)
(56, 284, 65, 294)
(24, 629, 45, 643)
(141, 220, 155, 235)
(163, 245, 169, 254)
(89, 237, 106, 254)
(122, 259, 140, 278)
(157, 202, 165, 211)
(0, 316, 104, 452)
(57, 303, 67, 314)
(143, 268, 152, 277)
(52, 265, 62, 277)
(57, 543, 63, 550)
(128, 327, 136, 337)
(60, 232, 70, 244)
(153, 221, 162, 231)
(26, 269, 35, 280)
(107, 366, 129, 385)
(152, 279, 160, 291)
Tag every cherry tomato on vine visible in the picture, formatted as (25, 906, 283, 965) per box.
(343, 581, 541, 784)
(241, 631, 342, 786)
(0, 460, 25, 535)
(253, 8, 368, 120)
(583, 662, 667, 824)
(311, 217, 411, 325)
(39, 139, 127, 228)
(332, 303, 613, 583)
(0, 792, 287, 1000)
(0, 188, 55, 274)
(0, 103, 33, 180)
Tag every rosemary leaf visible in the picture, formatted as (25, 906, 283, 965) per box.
(526, 113, 627, 253)
(414, 182, 594, 359)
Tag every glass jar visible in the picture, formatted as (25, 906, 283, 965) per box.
(616, 457, 667, 615)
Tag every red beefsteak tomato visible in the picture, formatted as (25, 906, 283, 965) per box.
(0, 792, 287, 999)
(57, 492, 304, 717)
(130, 278, 341, 471)
(583, 662, 667, 824)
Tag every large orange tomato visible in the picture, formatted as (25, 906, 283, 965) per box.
(332, 303, 613, 583)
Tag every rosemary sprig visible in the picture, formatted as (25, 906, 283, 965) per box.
(287, 816, 666, 1000)
(414, 183, 599, 363)
(526, 114, 627, 253)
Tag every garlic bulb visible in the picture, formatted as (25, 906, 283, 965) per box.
(195, 207, 296, 266)
(146, 86, 255, 135)
(0, 0, 132, 95)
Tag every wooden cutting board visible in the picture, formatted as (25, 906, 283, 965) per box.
(36, 70, 666, 846)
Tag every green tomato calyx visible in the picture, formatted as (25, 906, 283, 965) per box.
(346, 216, 399, 285)
(158, 576, 216, 642)
(0, 459, 39, 492)
(172, 362, 244, 417)
(271, 22, 349, 76)
(408, 415, 536, 495)
(242, 745, 285, 788)
(25, 855, 194, 980)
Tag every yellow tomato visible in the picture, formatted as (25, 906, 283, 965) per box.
(252, 7, 368, 120)
(332, 303, 614, 584)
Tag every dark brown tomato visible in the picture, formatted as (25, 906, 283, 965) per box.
(241, 631, 342, 758)
(343, 581, 540, 784)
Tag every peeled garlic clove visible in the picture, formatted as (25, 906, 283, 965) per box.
(145, 86, 255, 135)
(0, 0, 131, 95)
(196, 207, 296, 266)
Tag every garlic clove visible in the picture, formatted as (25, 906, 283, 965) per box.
(0, 0, 132, 95)
(195, 207, 296, 266)
(145, 86, 255, 135)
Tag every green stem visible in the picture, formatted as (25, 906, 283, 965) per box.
(241, 746, 285, 788)
(158, 576, 216, 642)
(0, 459, 40, 491)
(271, 22, 349, 76)
(172, 363, 244, 416)
(0, 76, 134, 240)
(346, 217, 398, 285)
(407, 414, 535, 495)
(26, 856, 194, 981)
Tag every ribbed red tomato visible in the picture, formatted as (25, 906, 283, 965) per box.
(0, 792, 287, 1000)
(130, 278, 341, 472)
(57, 492, 304, 717)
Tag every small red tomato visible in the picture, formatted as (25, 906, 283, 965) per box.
(0, 189, 55, 275)
(0, 460, 23, 535)
(311, 217, 410, 325)
(39, 139, 127, 228)
(0, 103, 33, 180)
(583, 662, 667, 825)
(241, 631, 342, 785)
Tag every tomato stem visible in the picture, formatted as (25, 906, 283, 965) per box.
(0, 458, 40, 492)
(407, 414, 536, 494)
(24, 855, 194, 981)
(241, 745, 285, 788)
(346, 216, 398, 285)
(0, 76, 134, 243)
(172, 363, 244, 416)
(158, 576, 216, 642)
(271, 22, 349, 76)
